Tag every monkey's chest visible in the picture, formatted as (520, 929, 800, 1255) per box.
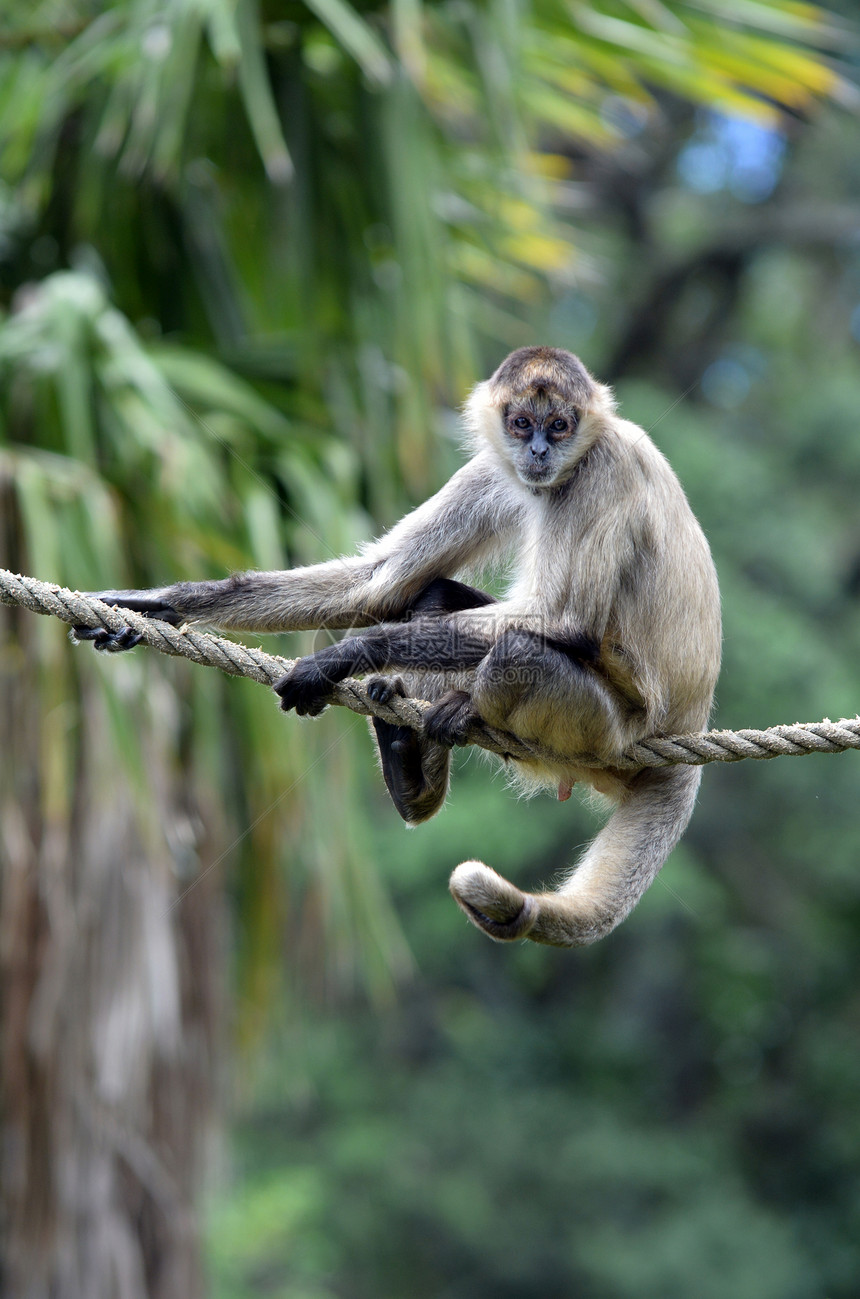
(510, 546, 598, 626)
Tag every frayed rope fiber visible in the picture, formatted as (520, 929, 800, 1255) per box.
(2, 568, 858, 772)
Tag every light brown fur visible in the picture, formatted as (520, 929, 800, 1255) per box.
(87, 349, 721, 947)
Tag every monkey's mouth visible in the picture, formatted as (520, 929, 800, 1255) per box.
(517, 462, 558, 487)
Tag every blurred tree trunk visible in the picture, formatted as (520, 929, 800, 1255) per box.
(0, 268, 414, 1298)
(0, 587, 222, 1298)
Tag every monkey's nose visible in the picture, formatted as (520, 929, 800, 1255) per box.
(531, 443, 548, 459)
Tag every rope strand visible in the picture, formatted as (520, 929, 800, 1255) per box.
(2, 568, 858, 771)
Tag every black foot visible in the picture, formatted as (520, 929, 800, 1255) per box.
(365, 674, 407, 705)
(73, 625, 144, 652)
(424, 689, 478, 747)
(72, 593, 180, 653)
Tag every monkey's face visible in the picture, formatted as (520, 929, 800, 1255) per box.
(502, 390, 582, 487)
(463, 348, 614, 483)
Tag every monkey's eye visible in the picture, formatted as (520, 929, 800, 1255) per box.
(549, 418, 568, 433)
(513, 416, 531, 430)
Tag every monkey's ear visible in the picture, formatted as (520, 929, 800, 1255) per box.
(462, 380, 503, 451)
(588, 380, 617, 418)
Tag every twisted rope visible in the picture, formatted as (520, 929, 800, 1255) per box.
(2, 568, 858, 772)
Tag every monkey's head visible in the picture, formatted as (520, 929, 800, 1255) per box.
(465, 347, 614, 488)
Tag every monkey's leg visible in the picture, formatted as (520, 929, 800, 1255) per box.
(366, 676, 451, 823)
(422, 690, 480, 746)
(297, 583, 493, 810)
(74, 575, 497, 653)
(417, 627, 607, 750)
(405, 578, 496, 618)
(470, 627, 636, 763)
(360, 580, 496, 762)
(71, 565, 386, 650)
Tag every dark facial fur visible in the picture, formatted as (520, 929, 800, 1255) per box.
(502, 391, 581, 485)
(485, 347, 599, 488)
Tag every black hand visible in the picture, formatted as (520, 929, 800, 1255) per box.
(274, 659, 337, 716)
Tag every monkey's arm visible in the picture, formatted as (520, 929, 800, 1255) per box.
(275, 616, 604, 739)
(79, 453, 517, 643)
(274, 616, 495, 715)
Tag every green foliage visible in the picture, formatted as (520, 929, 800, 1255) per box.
(0, 268, 414, 1006)
(0, 0, 848, 493)
(212, 61, 859, 1299)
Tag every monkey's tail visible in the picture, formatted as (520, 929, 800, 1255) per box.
(448, 765, 702, 946)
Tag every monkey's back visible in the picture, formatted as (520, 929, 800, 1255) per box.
(590, 419, 721, 736)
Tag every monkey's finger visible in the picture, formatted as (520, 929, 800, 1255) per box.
(449, 862, 538, 941)
(273, 672, 299, 711)
(294, 698, 329, 717)
(366, 673, 407, 705)
(99, 627, 144, 652)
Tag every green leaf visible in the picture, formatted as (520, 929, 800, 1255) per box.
(235, 0, 294, 182)
(303, 0, 393, 85)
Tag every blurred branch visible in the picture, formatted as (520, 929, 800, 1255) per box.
(609, 202, 860, 378)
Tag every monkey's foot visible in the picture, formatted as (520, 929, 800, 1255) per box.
(274, 660, 335, 716)
(72, 625, 145, 652)
(449, 862, 539, 941)
(72, 593, 180, 652)
(424, 690, 478, 747)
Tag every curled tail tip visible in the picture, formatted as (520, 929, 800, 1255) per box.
(449, 860, 538, 942)
(449, 861, 607, 948)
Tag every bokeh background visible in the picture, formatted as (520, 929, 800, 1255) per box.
(2, 2, 860, 1297)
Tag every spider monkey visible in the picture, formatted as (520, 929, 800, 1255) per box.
(77, 347, 721, 947)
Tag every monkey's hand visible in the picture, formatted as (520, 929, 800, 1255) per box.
(72, 592, 182, 652)
(424, 690, 479, 747)
(274, 658, 337, 717)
